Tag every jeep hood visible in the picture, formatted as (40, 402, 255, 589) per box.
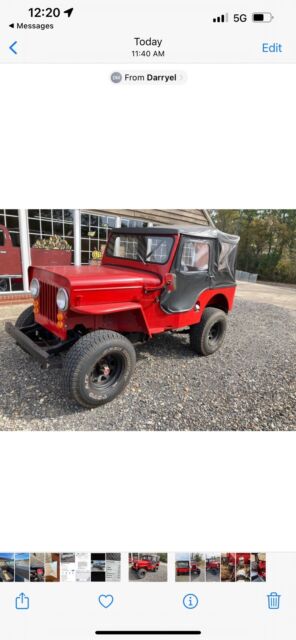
(29, 264, 162, 289)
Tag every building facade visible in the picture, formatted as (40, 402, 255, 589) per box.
(0, 209, 212, 296)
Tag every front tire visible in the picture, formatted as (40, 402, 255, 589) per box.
(137, 569, 146, 579)
(63, 330, 136, 409)
(15, 305, 35, 328)
(189, 307, 227, 356)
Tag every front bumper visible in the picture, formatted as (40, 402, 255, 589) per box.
(5, 321, 76, 368)
(5, 322, 51, 368)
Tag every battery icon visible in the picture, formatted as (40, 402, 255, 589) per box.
(252, 12, 274, 22)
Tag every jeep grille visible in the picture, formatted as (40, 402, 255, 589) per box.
(39, 282, 58, 323)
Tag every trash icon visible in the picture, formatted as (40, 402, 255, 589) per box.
(267, 592, 281, 609)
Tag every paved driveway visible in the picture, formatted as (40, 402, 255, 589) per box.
(236, 281, 296, 312)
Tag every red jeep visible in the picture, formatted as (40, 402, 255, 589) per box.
(131, 555, 160, 579)
(206, 559, 220, 575)
(176, 560, 201, 576)
(6, 225, 239, 408)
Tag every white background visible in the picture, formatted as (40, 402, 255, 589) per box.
(0, 64, 295, 207)
(0, 432, 295, 550)
(0, 63, 295, 552)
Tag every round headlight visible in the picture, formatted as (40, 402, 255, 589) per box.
(30, 278, 40, 298)
(56, 288, 69, 311)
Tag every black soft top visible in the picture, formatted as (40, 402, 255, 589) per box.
(112, 225, 239, 245)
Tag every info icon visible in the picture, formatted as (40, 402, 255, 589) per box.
(183, 594, 198, 609)
(111, 72, 122, 84)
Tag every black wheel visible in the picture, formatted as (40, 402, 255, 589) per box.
(15, 305, 35, 328)
(137, 569, 146, 579)
(189, 307, 227, 356)
(63, 330, 136, 408)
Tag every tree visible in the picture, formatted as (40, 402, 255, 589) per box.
(210, 210, 296, 283)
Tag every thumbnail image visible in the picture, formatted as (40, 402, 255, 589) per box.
(235, 553, 250, 582)
(206, 553, 221, 582)
(91, 554, 106, 582)
(15, 553, 30, 582)
(0, 553, 14, 582)
(75, 553, 91, 582)
(175, 553, 206, 582)
(90, 553, 121, 582)
(61, 553, 76, 582)
(251, 553, 266, 582)
(106, 553, 121, 582)
(45, 553, 60, 582)
(221, 553, 236, 582)
(30, 553, 45, 582)
(129, 553, 168, 581)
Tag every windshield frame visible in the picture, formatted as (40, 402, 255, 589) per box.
(106, 232, 175, 266)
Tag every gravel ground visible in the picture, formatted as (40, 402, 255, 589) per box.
(0, 298, 295, 430)
(176, 570, 206, 582)
(129, 563, 167, 582)
(205, 570, 220, 582)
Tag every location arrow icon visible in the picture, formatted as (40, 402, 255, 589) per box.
(64, 8, 74, 17)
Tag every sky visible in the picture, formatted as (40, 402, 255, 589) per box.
(0, 553, 14, 561)
(175, 552, 190, 561)
(15, 553, 29, 561)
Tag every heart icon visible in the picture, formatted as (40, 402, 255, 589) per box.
(98, 594, 114, 609)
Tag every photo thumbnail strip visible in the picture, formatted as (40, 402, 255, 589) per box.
(175, 553, 266, 582)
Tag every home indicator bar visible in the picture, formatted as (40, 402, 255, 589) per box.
(95, 633, 202, 636)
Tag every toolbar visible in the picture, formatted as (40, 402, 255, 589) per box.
(0, 0, 295, 63)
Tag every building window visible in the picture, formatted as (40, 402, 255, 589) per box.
(27, 210, 74, 261)
(120, 217, 148, 229)
(0, 209, 23, 293)
(80, 212, 118, 264)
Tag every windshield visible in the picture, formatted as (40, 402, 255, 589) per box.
(106, 233, 174, 265)
(177, 562, 189, 567)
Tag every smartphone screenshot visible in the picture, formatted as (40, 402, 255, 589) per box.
(0, 2, 295, 639)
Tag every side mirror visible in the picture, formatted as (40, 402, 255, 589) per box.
(165, 273, 176, 292)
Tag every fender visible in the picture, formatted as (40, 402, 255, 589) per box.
(70, 301, 152, 336)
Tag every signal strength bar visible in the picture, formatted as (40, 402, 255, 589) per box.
(213, 13, 229, 22)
